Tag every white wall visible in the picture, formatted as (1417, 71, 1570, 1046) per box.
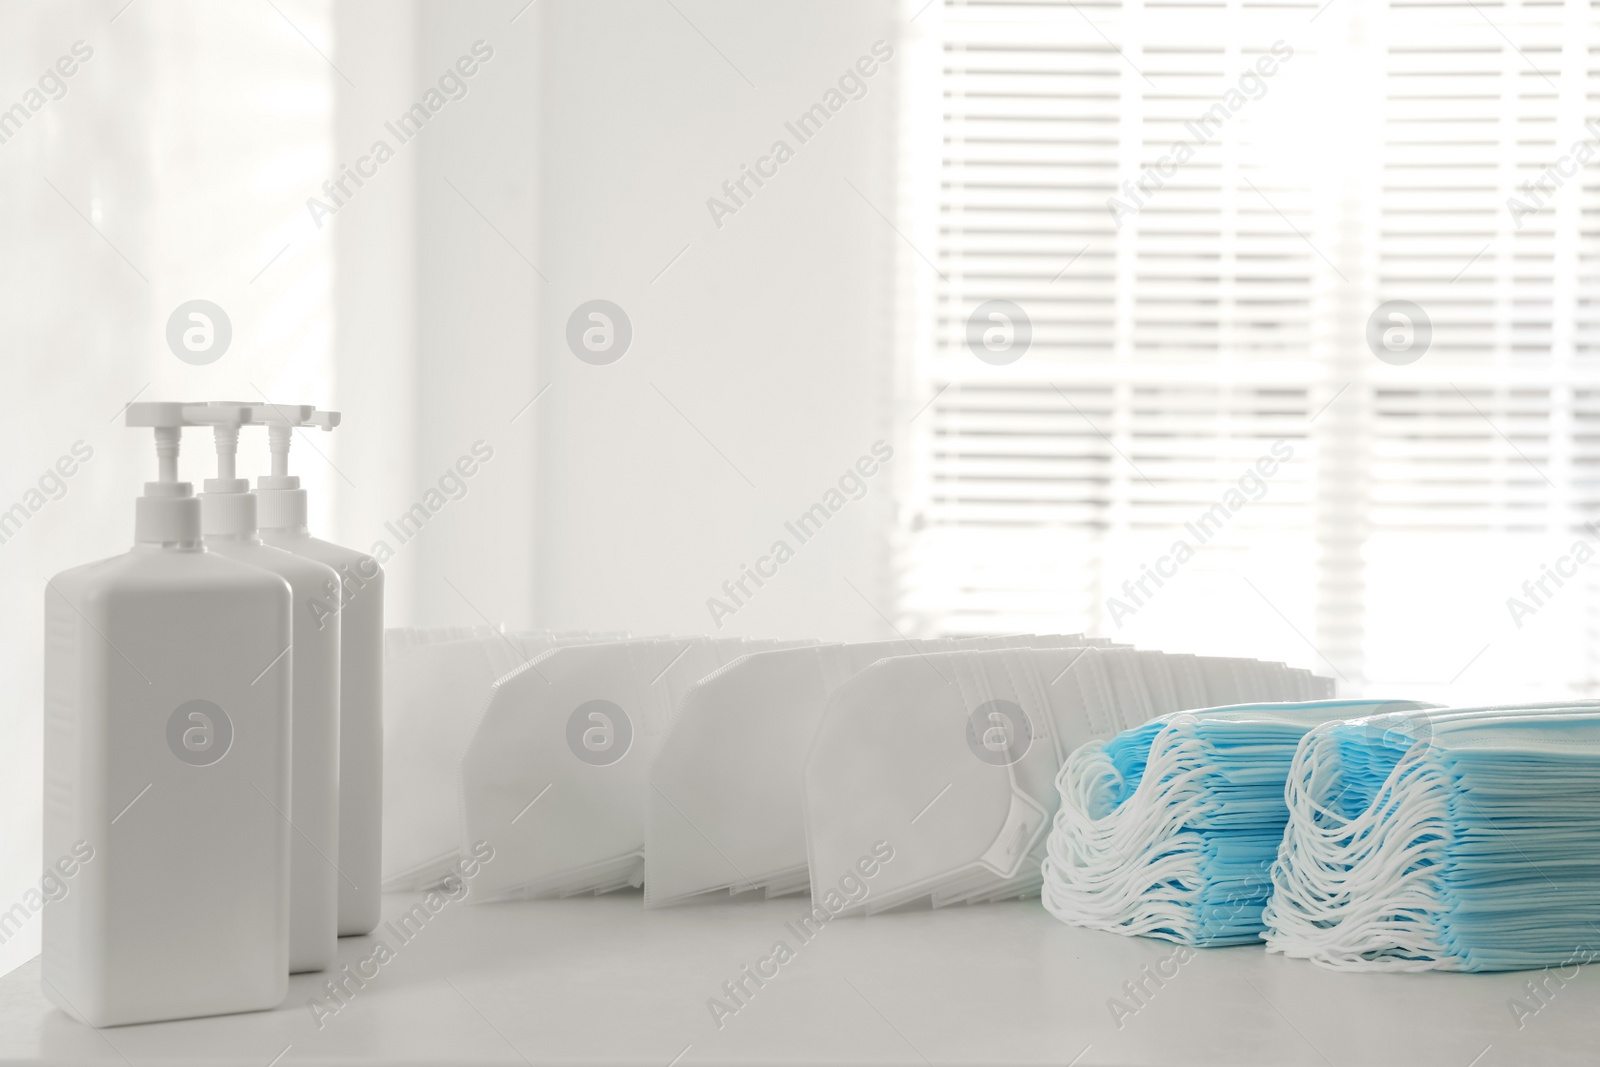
(530, 0, 904, 640)
(410, 2, 541, 632)
(330, 0, 544, 635)
(343, 0, 908, 639)
(329, 0, 420, 620)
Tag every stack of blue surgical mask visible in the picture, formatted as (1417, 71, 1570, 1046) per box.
(1041, 699, 1431, 946)
(1264, 702, 1600, 971)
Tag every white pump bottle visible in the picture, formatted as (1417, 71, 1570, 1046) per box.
(187, 402, 341, 973)
(42, 403, 292, 1026)
(251, 406, 384, 936)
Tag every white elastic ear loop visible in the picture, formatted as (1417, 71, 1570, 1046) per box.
(1267, 735, 1456, 968)
(1282, 727, 1425, 867)
(1054, 726, 1213, 865)
(1043, 720, 1225, 942)
(1275, 738, 1424, 916)
(1290, 746, 1444, 888)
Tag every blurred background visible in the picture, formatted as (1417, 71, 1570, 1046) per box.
(4, 0, 1598, 972)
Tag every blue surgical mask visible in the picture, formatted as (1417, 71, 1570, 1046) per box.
(1265, 700, 1600, 971)
(1042, 698, 1435, 946)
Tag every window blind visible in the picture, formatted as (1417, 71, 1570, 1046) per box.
(902, 0, 1600, 702)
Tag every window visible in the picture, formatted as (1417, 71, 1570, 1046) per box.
(901, 0, 1600, 703)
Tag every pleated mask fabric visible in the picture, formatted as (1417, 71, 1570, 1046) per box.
(1264, 701, 1600, 971)
(1041, 698, 1432, 946)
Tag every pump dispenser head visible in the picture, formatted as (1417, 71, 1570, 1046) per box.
(243, 404, 340, 531)
(126, 402, 245, 546)
(182, 402, 303, 538)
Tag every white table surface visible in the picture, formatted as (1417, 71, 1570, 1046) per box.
(0, 890, 1593, 1066)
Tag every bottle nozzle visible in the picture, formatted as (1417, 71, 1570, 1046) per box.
(126, 403, 240, 489)
(226, 403, 341, 531)
(215, 423, 239, 483)
(125, 402, 245, 546)
(153, 425, 180, 484)
(177, 402, 251, 493)
(174, 403, 261, 538)
(268, 422, 293, 480)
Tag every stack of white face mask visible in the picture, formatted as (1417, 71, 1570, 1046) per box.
(458, 637, 814, 901)
(1040, 698, 1430, 947)
(644, 636, 1107, 907)
(801, 647, 1330, 916)
(1264, 701, 1600, 971)
(382, 627, 624, 890)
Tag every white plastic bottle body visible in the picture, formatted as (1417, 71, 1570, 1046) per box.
(205, 538, 340, 973)
(259, 530, 382, 936)
(42, 548, 292, 1026)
